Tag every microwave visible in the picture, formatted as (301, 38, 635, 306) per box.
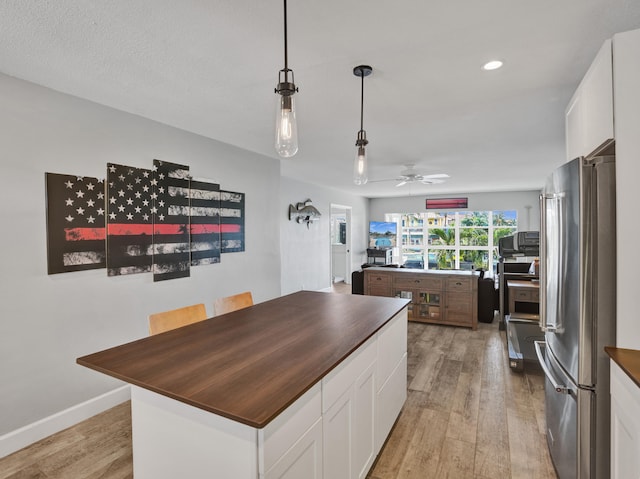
(499, 231, 539, 257)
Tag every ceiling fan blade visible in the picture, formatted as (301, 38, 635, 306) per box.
(368, 178, 397, 183)
(422, 173, 449, 179)
(371, 171, 448, 187)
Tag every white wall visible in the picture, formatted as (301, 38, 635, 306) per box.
(280, 178, 368, 294)
(613, 28, 640, 349)
(0, 73, 282, 436)
(368, 190, 541, 231)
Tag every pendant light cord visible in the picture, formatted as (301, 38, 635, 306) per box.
(283, 0, 289, 73)
(360, 71, 365, 132)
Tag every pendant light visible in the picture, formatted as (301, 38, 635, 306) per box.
(353, 65, 372, 185)
(274, 0, 299, 158)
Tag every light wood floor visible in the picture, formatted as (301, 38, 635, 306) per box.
(0, 401, 132, 479)
(1, 294, 556, 479)
(367, 320, 557, 479)
(332, 280, 352, 294)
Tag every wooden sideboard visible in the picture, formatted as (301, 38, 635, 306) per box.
(364, 267, 479, 330)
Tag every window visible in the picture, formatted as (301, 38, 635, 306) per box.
(386, 210, 517, 271)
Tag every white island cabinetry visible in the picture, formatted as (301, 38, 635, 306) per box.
(79, 293, 410, 479)
(322, 309, 407, 479)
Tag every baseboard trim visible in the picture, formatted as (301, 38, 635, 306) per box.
(0, 385, 131, 459)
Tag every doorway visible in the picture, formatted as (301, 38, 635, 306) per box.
(330, 204, 352, 285)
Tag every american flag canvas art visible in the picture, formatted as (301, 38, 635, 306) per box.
(220, 191, 245, 253)
(152, 160, 191, 281)
(189, 178, 221, 266)
(46, 161, 246, 279)
(45, 173, 107, 274)
(106, 163, 154, 276)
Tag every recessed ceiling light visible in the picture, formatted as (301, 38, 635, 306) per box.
(482, 60, 503, 71)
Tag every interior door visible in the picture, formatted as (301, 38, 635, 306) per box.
(330, 205, 352, 284)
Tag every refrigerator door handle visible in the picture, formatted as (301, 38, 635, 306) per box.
(539, 194, 548, 330)
(540, 192, 565, 333)
(534, 341, 569, 394)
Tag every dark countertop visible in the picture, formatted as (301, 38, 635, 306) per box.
(77, 291, 409, 429)
(605, 346, 640, 388)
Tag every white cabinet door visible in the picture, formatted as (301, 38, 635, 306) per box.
(353, 362, 376, 479)
(610, 363, 640, 479)
(376, 309, 408, 387)
(323, 360, 376, 479)
(260, 385, 322, 478)
(375, 354, 407, 452)
(565, 89, 583, 161)
(375, 310, 408, 452)
(582, 39, 614, 155)
(323, 387, 353, 479)
(265, 418, 323, 479)
(565, 39, 613, 160)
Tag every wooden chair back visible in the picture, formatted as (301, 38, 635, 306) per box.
(148, 303, 207, 335)
(214, 291, 254, 316)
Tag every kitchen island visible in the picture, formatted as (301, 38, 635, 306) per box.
(77, 291, 409, 479)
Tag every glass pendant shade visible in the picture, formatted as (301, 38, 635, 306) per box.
(274, 0, 298, 158)
(353, 145, 368, 185)
(275, 93, 298, 157)
(352, 65, 372, 185)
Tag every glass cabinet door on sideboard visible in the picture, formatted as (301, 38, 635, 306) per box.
(392, 275, 444, 323)
(416, 291, 441, 321)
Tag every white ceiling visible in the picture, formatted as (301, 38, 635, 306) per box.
(2, 0, 640, 198)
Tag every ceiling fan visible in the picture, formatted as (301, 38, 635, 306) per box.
(370, 164, 449, 187)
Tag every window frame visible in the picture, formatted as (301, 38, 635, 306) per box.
(386, 210, 518, 271)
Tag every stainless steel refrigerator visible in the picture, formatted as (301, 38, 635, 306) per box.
(535, 153, 616, 479)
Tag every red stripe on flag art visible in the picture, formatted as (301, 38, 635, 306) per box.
(106, 163, 154, 276)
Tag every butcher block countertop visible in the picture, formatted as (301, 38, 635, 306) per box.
(77, 291, 409, 429)
(606, 346, 640, 389)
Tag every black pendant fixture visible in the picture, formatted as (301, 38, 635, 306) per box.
(274, 0, 299, 158)
(353, 65, 372, 185)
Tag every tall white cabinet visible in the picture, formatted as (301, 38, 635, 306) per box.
(567, 27, 640, 477)
(612, 28, 640, 350)
(611, 25, 640, 479)
(570, 27, 640, 477)
(565, 39, 614, 160)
